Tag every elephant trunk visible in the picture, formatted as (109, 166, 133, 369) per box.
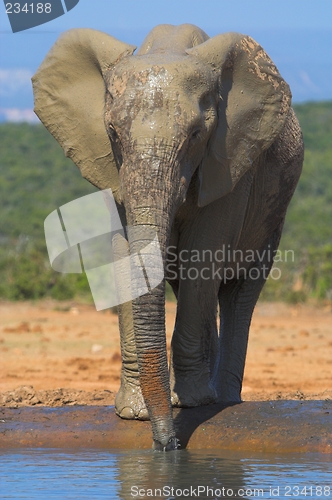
(126, 206, 177, 450)
(121, 150, 182, 449)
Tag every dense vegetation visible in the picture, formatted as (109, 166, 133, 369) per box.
(0, 124, 97, 300)
(260, 101, 332, 302)
(0, 101, 331, 303)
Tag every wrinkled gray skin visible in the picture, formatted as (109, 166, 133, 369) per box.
(32, 24, 303, 451)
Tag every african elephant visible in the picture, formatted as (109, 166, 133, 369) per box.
(32, 24, 303, 450)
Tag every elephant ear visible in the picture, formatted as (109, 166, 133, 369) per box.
(32, 29, 136, 202)
(187, 33, 291, 207)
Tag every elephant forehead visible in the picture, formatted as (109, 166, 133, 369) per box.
(107, 56, 213, 98)
(105, 56, 216, 139)
(109, 65, 171, 97)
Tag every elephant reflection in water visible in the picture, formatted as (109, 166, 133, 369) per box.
(115, 449, 249, 499)
(33, 24, 303, 450)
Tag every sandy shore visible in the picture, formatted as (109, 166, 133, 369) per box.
(0, 300, 331, 407)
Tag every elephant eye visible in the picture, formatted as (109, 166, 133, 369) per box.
(191, 128, 202, 140)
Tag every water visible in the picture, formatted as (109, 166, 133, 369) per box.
(0, 449, 331, 499)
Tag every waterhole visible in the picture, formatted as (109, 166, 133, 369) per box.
(0, 449, 331, 499)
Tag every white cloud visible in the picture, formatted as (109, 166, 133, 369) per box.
(0, 108, 39, 123)
(0, 69, 33, 96)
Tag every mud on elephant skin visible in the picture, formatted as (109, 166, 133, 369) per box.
(32, 24, 303, 450)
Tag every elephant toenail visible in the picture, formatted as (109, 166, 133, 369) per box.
(119, 407, 135, 419)
(137, 408, 149, 421)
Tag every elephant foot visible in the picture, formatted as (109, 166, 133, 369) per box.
(171, 375, 217, 408)
(215, 370, 243, 403)
(115, 377, 149, 420)
(215, 388, 242, 404)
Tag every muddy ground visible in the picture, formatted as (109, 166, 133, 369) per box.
(0, 300, 331, 408)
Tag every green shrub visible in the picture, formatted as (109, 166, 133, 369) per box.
(2, 248, 52, 300)
(165, 282, 176, 302)
(302, 245, 332, 300)
(0, 244, 92, 301)
(284, 290, 308, 305)
(50, 275, 76, 300)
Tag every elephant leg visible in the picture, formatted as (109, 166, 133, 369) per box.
(115, 301, 149, 420)
(170, 274, 219, 407)
(112, 233, 148, 420)
(214, 230, 281, 402)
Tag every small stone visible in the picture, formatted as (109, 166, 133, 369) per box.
(30, 396, 41, 405)
(91, 344, 103, 354)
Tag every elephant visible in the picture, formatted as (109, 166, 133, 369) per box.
(32, 23, 303, 451)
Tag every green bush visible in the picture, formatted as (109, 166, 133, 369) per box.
(0, 244, 91, 301)
(50, 275, 76, 300)
(1, 247, 52, 300)
(284, 290, 308, 305)
(302, 245, 332, 300)
(165, 282, 176, 301)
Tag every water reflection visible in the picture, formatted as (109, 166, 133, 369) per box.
(0, 449, 331, 499)
(117, 449, 248, 499)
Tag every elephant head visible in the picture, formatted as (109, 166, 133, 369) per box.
(32, 24, 291, 450)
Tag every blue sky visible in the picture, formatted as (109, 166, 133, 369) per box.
(0, 0, 331, 121)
